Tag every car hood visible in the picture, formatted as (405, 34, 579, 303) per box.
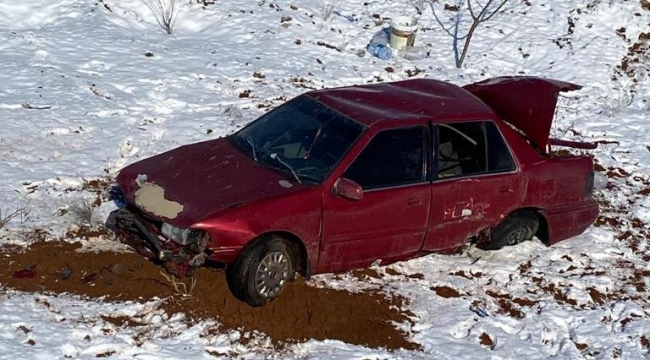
(116, 136, 306, 228)
(463, 76, 582, 151)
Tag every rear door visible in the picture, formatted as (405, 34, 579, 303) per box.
(423, 120, 523, 251)
(319, 126, 431, 272)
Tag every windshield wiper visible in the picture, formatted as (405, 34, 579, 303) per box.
(295, 172, 322, 184)
(245, 136, 258, 162)
(269, 153, 302, 185)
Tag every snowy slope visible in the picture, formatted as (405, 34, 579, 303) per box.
(1, 0, 649, 358)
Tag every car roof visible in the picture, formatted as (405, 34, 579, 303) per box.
(305, 78, 497, 127)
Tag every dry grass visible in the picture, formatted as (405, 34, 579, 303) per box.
(68, 197, 99, 227)
(0, 203, 31, 230)
(321, 0, 339, 22)
(142, 0, 179, 35)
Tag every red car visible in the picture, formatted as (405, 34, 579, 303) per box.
(107, 76, 598, 306)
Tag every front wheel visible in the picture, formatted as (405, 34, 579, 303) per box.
(226, 236, 295, 307)
(479, 211, 539, 250)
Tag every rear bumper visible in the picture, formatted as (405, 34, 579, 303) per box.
(541, 199, 599, 245)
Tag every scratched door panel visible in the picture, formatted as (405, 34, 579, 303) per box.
(463, 173, 526, 238)
(422, 180, 471, 251)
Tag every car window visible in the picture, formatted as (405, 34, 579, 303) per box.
(234, 96, 364, 184)
(436, 121, 514, 179)
(486, 122, 516, 172)
(344, 127, 426, 190)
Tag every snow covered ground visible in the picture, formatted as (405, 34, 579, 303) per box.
(1, 0, 649, 358)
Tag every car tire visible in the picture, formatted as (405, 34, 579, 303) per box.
(226, 236, 295, 307)
(480, 211, 539, 250)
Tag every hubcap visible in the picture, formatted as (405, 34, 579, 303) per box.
(254, 250, 291, 298)
(505, 227, 529, 245)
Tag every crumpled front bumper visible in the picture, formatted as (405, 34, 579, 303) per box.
(105, 186, 200, 277)
(106, 207, 163, 261)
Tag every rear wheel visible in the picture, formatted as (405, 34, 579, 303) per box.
(479, 211, 539, 250)
(226, 236, 295, 307)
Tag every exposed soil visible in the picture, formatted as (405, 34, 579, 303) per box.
(587, 287, 608, 305)
(575, 341, 588, 351)
(479, 332, 494, 349)
(431, 285, 462, 298)
(616, 2, 649, 81)
(451, 270, 484, 279)
(641, 335, 650, 349)
(0, 241, 417, 350)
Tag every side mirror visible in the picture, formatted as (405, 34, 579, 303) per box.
(332, 178, 364, 201)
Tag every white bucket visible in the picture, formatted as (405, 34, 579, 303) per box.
(389, 16, 418, 50)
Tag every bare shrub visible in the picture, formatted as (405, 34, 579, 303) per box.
(0, 204, 31, 230)
(429, 0, 512, 68)
(69, 198, 98, 227)
(142, 0, 179, 35)
(321, 0, 340, 22)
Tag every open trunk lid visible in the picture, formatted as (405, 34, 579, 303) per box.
(463, 76, 583, 152)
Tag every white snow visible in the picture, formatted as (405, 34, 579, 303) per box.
(1, 0, 649, 358)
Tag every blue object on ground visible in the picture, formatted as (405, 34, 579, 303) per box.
(367, 43, 391, 60)
(333, 11, 358, 22)
(366, 27, 392, 60)
(470, 304, 489, 317)
(109, 185, 128, 209)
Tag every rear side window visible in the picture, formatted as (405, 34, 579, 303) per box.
(436, 121, 515, 179)
(345, 127, 426, 190)
(486, 122, 516, 172)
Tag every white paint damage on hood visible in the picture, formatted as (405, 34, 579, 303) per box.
(133, 175, 184, 219)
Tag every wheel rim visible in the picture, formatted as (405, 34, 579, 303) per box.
(254, 250, 291, 299)
(505, 227, 529, 245)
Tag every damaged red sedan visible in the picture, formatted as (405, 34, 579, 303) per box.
(107, 76, 598, 306)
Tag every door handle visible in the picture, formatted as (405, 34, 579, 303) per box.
(407, 198, 422, 206)
(498, 186, 513, 194)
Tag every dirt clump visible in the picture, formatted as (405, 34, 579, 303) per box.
(587, 287, 608, 305)
(451, 270, 483, 279)
(407, 273, 425, 279)
(479, 332, 494, 349)
(351, 267, 382, 280)
(485, 290, 529, 318)
(431, 285, 462, 298)
(65, 225, 111, 240)
(641, 335, 650, 349)
(385, 267, 401, 276)
(0, 241, 417, 350)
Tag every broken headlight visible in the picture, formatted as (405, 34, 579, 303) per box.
(161, 223, 207, 246)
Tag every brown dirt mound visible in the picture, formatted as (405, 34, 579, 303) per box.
(0, 241, 417, 350)
(431, 285, 462, 298)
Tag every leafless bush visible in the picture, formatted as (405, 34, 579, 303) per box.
(321, 0, 340, 22)
(142, 0, 179, 35)
(429, 0, 511, 68)
(0, 204, 31, 230)
(69, 198, 98, 227)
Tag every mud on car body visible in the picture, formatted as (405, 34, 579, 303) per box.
(107, 76, 599, 307)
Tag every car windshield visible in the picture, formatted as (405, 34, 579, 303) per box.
(233, 95, 364, 184)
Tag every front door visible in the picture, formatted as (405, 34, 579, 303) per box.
(319, 126, 431, 273)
